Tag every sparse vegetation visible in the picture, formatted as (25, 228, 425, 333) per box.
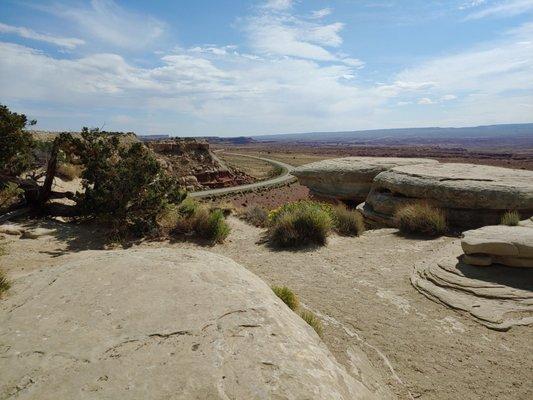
(501, 211, 520, 226)
(272, 285, 299, 311)
(0, 243, 9, 298)
(299, 310, 323, 338)
(394, 202, 447, 236)
(331, 205, 365, 236)
(56, 162, 82, 181)
(267, 201, 333, 248)
(193, 208, 230, 243)
(243, 206, 269, 227)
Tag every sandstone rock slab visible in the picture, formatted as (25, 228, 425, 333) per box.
(461, 222, 533, 268)
(363, 163, 533, 229)
(0, 248, 385, 400)
(293, 157, 438, 202)
(411, 255, 533, 330)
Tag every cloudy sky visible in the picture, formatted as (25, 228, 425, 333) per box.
(1, 0, 532, 136)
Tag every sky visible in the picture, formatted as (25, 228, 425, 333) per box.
(0, 0, 532, 136)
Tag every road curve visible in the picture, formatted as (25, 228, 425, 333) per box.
(190, 152, 295, 198)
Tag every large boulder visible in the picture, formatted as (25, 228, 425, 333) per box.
(462, 219, 533, 268)
(292, 157, 438, 203)
(0, 248, 384, 400)
(360, 163, 533, 229)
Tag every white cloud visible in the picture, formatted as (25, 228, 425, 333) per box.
(418, 97, 434, 105)
(459, 0, 486, 10)
(466, 0, 533, 19)
(263, 0, 293, 11)
(0, 22, 84, 49)
(311, 8, 332, 19)
(441, 94, 457, 101)
(38, 0, 166, 50)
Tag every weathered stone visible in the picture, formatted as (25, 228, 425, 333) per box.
(0, 248, 384, 400)
(461, 222, 533, 268)
(292, 157, 438, 203)
(20, 227, 56, 239)
(411, 255, 533, 330)
(0, 224, 23, 236)
(362, 163, 533, 229)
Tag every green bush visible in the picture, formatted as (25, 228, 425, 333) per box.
(73, 128, 186, 236)
(267, 200, 333, 248)
(331, 205, 365, 236)
(178, 197, 199, 217)
(192, 207, 230, 243)
(501, 211, 520, 226)
(394, 202, 447, 236)
(0, 104, 36, 177)
(299, 310, 323, 338)
(272, 285, 299, 311)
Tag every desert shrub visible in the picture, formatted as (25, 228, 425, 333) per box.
(299, 310, 323, 338)
(192, 207, 230, 243)
(243, 206, 269, 227)
(394, 202, 447, 236)
(331, 205, 365, 236)
(0, 270, 9, 297)
(0, 182, 24, 212)
(56, 162, 82, 181)
(0, 104, 36, 177)
(73, 128, 186, 236)
(272, 285, 299, 311)
(268, 200, 333, 224)
(178, 197, 199, 217)
(501, 211, 520, 226)
(268, 201, 333, 248)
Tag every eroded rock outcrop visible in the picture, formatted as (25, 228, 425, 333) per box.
(360, 163, 533, 229)
(462, 219, 533, 268)
(0, 248, 385, 399)
(293, 157, 438, 203)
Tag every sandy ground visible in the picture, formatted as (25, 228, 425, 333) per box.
(1, 217, 532, 399)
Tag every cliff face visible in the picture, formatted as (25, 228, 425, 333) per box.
(147, 139, 254, 190)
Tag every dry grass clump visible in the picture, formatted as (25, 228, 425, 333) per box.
(272, 285, 299, 311)
(243, 206, 269, 227)
(193, 207, 230, 243)
(299, 310, 323, 338)
(268, 204, 332, 248)
(156, 198, 231, 243)
(271, 284, 323, 337)
(394, 202, 447, 236)
(501, 211, 520, 226)
(0, 270, 9, 298)
(331, 205, 365, 236)
(57, 162, 82, 181)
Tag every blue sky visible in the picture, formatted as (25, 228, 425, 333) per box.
(0, 0, 532, 136)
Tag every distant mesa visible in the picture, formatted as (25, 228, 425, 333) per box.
(292, 157, 438, 204)
(359, 163, 533, 230)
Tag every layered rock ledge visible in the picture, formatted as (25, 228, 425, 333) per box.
(359, 163, 533, 229)
(292, 157, 438, 203)
(462, 218, 533, 268)
(0, 248, 385, 400)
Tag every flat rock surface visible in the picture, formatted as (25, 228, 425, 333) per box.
(461, 222, 533, 267)
(411, 255, 533, 330)
(0, 248, 383, 400)
(292, 157, 437, 201)
(373, 163, 533, 210)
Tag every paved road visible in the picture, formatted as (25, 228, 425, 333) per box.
(190, 152, 296, 198)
